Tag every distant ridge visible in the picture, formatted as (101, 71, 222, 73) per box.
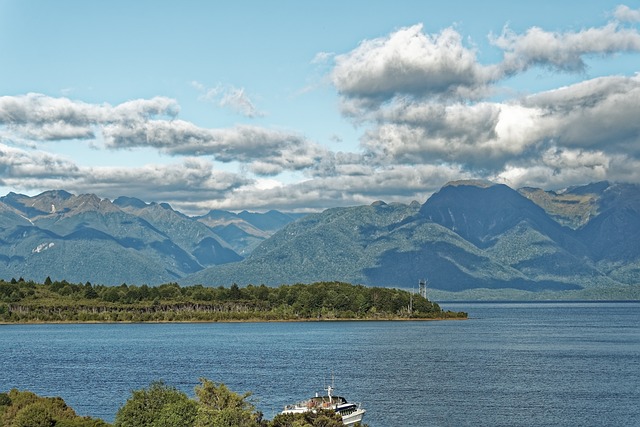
(0, 192, 300, 285)
(1, 181, 639, 299)
(184, 181, 640, 299)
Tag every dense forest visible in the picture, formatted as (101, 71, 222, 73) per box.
(0, 379, 366, 426)
(0, 278, 466, 323)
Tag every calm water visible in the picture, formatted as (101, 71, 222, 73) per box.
(1, 302, 639, 426)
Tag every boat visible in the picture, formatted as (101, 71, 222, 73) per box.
(282, 384, 366, 426)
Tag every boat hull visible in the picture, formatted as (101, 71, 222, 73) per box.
(341, 407, 366, 426)
(282, 385, 366, 426)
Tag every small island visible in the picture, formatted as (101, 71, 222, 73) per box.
(0, 278, 466, 323)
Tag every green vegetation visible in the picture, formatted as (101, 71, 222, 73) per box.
(518, 186, 599, 229)
(0, 278, 466, 323)
(0, 389, 108, 427)
(1, 380, 367, 427)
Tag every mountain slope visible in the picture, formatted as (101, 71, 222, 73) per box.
(184, 202, 421, 286)
(184, 181, 635, 295)
(573, 183, 640, 284)
(574, 183, 640, 261)
(195, 209, 303, 255)
(420, 181, 585, 252)
(183, 196, 585, 292)
(113, 197, 242, 266)
(1, 182, 639, 298)
(518, 185, 602, 229)
(0, 192, 243, 284)
(520, 182, 640, 286)
(420, 181, 605, 286)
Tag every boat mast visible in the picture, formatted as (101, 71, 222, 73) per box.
(325, 373, 335, 403)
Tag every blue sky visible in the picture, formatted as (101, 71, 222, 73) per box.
(1, 1, 640, 213)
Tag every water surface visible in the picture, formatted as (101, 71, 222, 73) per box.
(1, 302, 639, 426)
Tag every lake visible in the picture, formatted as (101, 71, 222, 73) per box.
(1, 302, 639, 426)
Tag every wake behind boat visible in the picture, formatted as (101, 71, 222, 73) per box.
(282, 384, 366, 426)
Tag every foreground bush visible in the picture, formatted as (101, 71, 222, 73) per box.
(2, 379, 367, 427)
(0, 389, 108, 427)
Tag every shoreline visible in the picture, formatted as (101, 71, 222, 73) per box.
(1, 281, 467, 324)
(0, 316, 467, 325)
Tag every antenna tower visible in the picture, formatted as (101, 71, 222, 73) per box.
(419, 279, 428, 299)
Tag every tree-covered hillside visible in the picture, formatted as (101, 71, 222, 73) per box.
(185, 181, 640, 300)
(0, 191, 300, 285)
(2, 181, 639, 300)
(0, 278, 465, 323)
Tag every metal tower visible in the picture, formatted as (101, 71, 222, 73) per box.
(419, 279, 428, 299)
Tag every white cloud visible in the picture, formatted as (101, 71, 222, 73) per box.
(0, 94, 324, 177)
(102, 120, 328, 175)
(311, 51, 334, 64)
(0, 143, 80, 180)
(495, 147, 612, 190)
(0, 142, 251, 212)
(523, 74, 640, 153)
(492, 22, 640, 74)
(324, 12, 640, 198)
(0, 93, 178, 141)
(207, 163, 467, 211)
(331, 24, 498, 110)
(3, 6, 640, 213)
(358, 101, 545, 170)
(614, 5, 640, 23)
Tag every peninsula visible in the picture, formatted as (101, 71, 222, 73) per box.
(0, 279, 466, 323)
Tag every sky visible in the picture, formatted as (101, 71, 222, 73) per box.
(1, 1, 640, 214)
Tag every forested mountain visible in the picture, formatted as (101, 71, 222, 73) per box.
(0, 192, 297, 285)
(0, 181, 638, 299)
(184, 181, 640, 299)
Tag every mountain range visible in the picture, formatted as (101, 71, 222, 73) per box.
(0, 190, 300, 286)
(1, 181, 639, 299)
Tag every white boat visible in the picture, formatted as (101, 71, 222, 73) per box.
(282, 384, 366, 426)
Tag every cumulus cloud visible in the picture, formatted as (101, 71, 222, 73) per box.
(614, 5, 640, 23)
(0, 93, 179, 141)
(102, 120, 326, 175)
(0, 141, 251, 212)
(492, 22, 640, 74)
(356, 74, 640, 175)
(356, 100, 546, 171)
(329, 17, 640, 136)
(324, 8, 640, 200)
(81, 158, 251, 203)
(0, 93, 324, 177)
(495, 147, 613, 190)
(330, 20, 640, 116)
(0, 94, 345, 212)
(206, 163, 467, 211)
(3, 5, 640, 213)
(0, 143, 81, 180)
(331, 24, 498, 110)
(523, 74, 640, 153)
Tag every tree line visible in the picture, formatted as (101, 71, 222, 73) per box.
(0, 278, 466, 322)
(0, 379, 366, 426)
